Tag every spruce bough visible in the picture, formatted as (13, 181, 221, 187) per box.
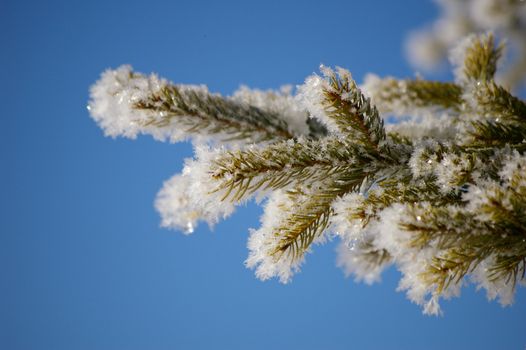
(89, 34, 525, 315)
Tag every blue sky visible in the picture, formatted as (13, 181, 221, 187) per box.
(2, 0, 525, 349)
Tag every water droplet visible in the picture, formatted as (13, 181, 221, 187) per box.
(86, 105, 91, 111)
(416, 215, 422, 221)
(185, 222, 194, 234)
(427, 159, 433, 164)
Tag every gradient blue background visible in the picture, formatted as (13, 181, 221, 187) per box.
(2, 0, 525, 349)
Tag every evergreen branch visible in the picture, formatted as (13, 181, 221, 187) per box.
(90, 31, 526, 314)
(343, 172, 462, 230)
(135, 84, 294, 143)
(489, 255, 526, 289)
(229, 84, 329, 139)
(407, 150, 526, 241)
(209, 137, 369, 202)
(422, 250, 480, 294)
(271, 170, 368, 261)
(470, 81, 526, 121)
(425, 243, 525, 294)
(386, 132, 413, 146)
(468, 120, 526, 147)
(400, 181, 526, 294)
(458, 33, 503, 83)
(321, 68, 386, 151)
(89, 65, 307, 144)
(364, 76, 463, 114)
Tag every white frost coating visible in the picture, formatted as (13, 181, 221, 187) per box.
(361, 73, 414, 116)
(331, 192, 366, 242)
(463, 150, 526, 220)
(155, 145, 239, 233)
(231, 85, 311, 136)
(245, 191, 304, 283)
(408, 140, 442, 179)
(373, 204, 413, 259)
(386, 113, 458, 141)
(360, 74, 384, 108)
(89, 65, 228, 144)
(333, 192, 456, 309)
(88, 64, 176, 141)
(460, 152, 526, 305)
(361, 74, 459, 140)
(296, 65, 346, 134)
(182, 145, 237, 225)
(460, 82, 490, 122)
(373, 204, 450, 315)
(470, 256, 520, 306)
(498, 150, 526, 183)
(246, 186, 334, 284)
(332, 192, 391, 285)
(371, 187, 526, 314)
(371, 203, 465, 315)
(155, 173, 203, 234)
(434, 152, 473, 193)
(336, 240, 386, 285)
(449, 33, 480, 83)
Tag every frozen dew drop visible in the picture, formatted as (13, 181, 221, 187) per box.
(185, 221, 195, 234)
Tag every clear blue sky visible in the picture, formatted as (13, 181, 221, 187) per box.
(1, 0, 525, 349)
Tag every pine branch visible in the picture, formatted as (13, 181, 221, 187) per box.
(90, 31, 526, 315)
(320, 68, 386, 151)
(89, 65, 309, 144)
(135, 83, 294, 143)
(364, 76, 463, 115)
(470, 81, 526, 121)
(457, 33, 503, 83)
(399, 169, 526, 295)
(230, 85, 329, 139)
(209, 137, 368, 202)
(270, 170, 368, 261)
(468, 120, 526, 147)
(347, 175, 462, 228)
